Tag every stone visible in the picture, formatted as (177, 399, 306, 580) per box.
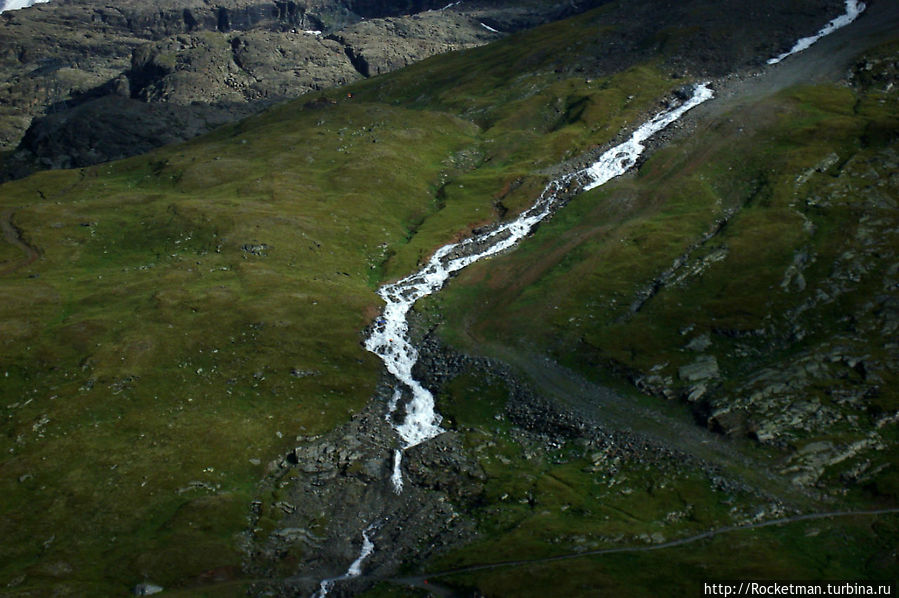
(684, 333, 711, 352)
(133, 583, 164, 596)
(362, 457, 385, 480)
(686, 383, 707, 402)
(678, 355, 719, 382)
(707, 406, 745, 435)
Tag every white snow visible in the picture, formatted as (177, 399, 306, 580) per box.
(767, 0, 866, 65)
(480, 22, 500, 33)
(303, 30, 323, 36)
(364, 83, 714, 492)
(0, 0, 50, 14)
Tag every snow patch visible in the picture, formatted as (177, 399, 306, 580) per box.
(0, 0, 51, 14)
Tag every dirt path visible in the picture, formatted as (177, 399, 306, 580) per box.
(391, 508, 899, 596)
(0, 208, 39, 275)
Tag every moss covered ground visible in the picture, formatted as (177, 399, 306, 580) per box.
(0, 6, 690, 594)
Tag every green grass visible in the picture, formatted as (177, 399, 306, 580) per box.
(0, 5, 693, 592)
(435, 75, 897, 409)
(3, 5, 895, 596)
(425, 366, 778, 580)
(439, 513, 899, 597)
(434, 366, 895, 589)
(357, 582, 431, 598)
(0, 100, 484, 592)
(419, 44, 899, 596)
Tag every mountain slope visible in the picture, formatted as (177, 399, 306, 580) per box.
(417, 6, 899, 596)
(0, 0, 609, 179)
(0, 0, 896, 596)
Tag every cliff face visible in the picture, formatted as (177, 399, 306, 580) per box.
(0, 0, 609, 179)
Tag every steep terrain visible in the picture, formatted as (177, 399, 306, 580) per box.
(0, 0, 896, 597)
(0, 0, 606, 179)
(417, 4, 899, 595)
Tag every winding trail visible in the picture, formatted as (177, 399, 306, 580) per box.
(390, 508, 899, 595)
(149, 510, 899, 596)
(0, 209, 39, 275)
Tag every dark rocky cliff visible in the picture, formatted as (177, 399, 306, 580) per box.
(0, 0, 609, 179)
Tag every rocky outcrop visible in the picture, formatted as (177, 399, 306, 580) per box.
(327, 11, 493, 78)
(0, 0, 613, 179)
(3, 95, 257, 173)
(629, 54, 899, 488)
(245, 323, 779, 595)
(0, 0, 850, 180)
(244, 385, 480, 597)
(127, 30, 360, 104)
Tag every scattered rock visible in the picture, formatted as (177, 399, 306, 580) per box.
(241, 243, 270, 256)
(678, 355, 720, 382)
(133, 583, 164, 596)
(685, 333, 712, 352)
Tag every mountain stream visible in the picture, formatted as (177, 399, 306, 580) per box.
(313, 0, 867, 593)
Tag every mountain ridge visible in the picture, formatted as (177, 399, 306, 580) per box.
(0, 0, 610, 179)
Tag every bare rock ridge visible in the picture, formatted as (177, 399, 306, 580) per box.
(0, 0, 609, 179)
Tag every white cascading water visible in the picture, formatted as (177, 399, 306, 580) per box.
(767, 0, 866, 65)
(364, 82, 715, 495)
(312, 525, 376, 598)
(314, 2, 868, 592)
(299, 84, 714, 598)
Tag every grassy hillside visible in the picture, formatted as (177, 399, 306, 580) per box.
(2, 1, 896, 595)
(0, 6, 688, 594)
(0, 100, 481, 594)
(421, 40, 899, 595)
